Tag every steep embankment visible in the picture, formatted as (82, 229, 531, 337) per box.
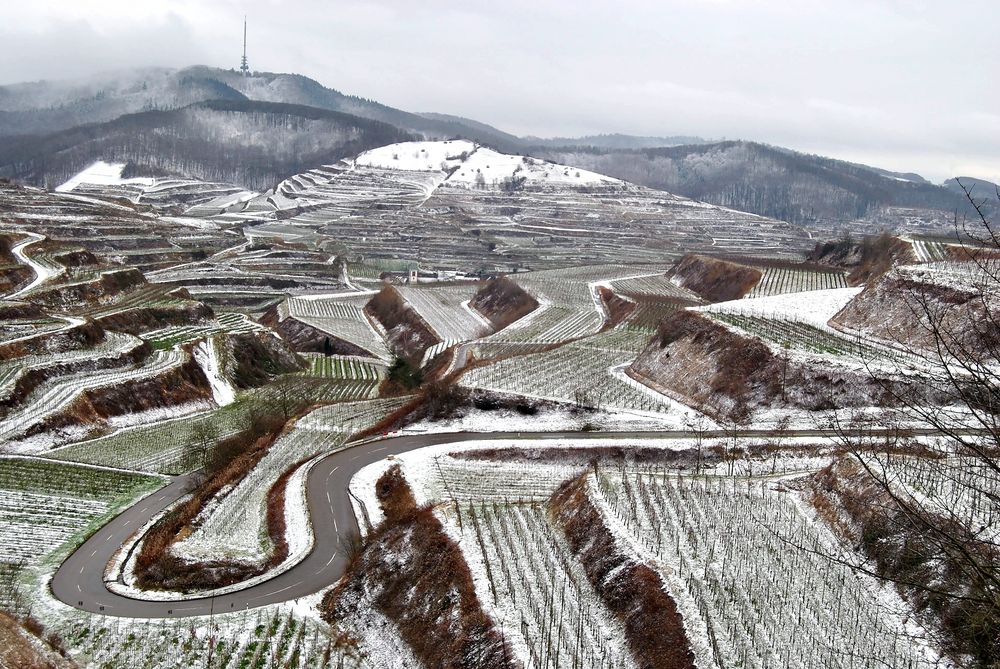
(0, 233, 33, 295)
(30, 352, 212, 437)
(365, 285, 440, 364)
(0, 319, 105, 360)
(550, 473, 696, 669)
(322, 465, 518, 668)
(812, 458, 999, 666)
(0, 611, 76, 669)
(832, 266, 997, 351)
(93, 300, 215, 335)
(668, 254, 761, 303)
(469, 276, 539, 330)
(27, 268, 146, 309)
(223, 330, 305, 388)
(807, 232, 916, 286)
(628, 310, 896, 419)
(260, 305, 374, 357)
(597, 285, 636, 329)
(0, 339, 150, 413)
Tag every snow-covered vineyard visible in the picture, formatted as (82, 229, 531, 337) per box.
(0, 140, 994, 668)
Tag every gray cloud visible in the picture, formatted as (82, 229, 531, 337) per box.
(1, 0, 997, 183)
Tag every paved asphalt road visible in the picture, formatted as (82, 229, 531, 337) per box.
(50, 427, 946, 618)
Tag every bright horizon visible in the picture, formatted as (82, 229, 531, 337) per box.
(2, 0, 998, 184)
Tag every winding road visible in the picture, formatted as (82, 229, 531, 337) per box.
(51, 427, 948, 618)
(8, 232, 61, 299)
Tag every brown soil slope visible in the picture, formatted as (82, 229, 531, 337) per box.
(260, 305, 374, 357)
(629, 310, 899, 419)
(808, 232, 916, 286)
(469, 276, 539, 330)
(0, 611, 76, 669)
(365, 285, 440, 364)
(832, 268, 999, 351)
(669, 254, 761, 303)
(550, 474, 696, 669)
(323, 466, 518, 669)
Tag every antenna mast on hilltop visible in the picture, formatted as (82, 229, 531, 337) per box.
(239, 17, 250, 76)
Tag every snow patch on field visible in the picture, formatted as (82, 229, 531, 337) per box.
(697, 286, 863, 327)
(354, 139, 619, 189)
(355, 140, 475, 172)
(55, 160, 154, 192)
(449, 146, 617, 187)
(193, 339, 235, 406)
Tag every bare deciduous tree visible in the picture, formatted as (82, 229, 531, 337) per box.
(820, 182, 1000, 666)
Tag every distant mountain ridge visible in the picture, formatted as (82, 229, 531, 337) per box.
(0, 65, 993, 229)
(0, 99, 412, 190)
(536, 142, 992, 228)
(523, 133, 709, 150)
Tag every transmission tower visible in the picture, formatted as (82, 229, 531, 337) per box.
(239, 17, 250, 76)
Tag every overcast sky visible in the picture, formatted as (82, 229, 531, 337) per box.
(2, 0, 998, 183)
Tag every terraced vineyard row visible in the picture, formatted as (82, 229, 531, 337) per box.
(143, 312, 262, 349)
(746, 266, 847, 298)
(462, 329, 681, 415)
(284, 296, 392, 361)
(454, 502, 636, 669)
(0, 331, 144, 396)
(910, 239, 951, 263)
(708, 312, 900, 360)
(299, 353, 386, 381)
(0, 457, 160, 566)
(175, 429, 347, 564)
(46, 402, 248, 475)
(0, 349, 188, 442)
(398, 284, 487, 343)
(595, 470, 940, 669)
(59, 604, 364, 669)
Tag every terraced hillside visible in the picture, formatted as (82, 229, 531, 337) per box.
(0, 136, 992, 669)
(198, 140, 812, 273)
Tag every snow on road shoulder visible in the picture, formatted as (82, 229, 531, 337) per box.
(697, 286, 863, 327)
